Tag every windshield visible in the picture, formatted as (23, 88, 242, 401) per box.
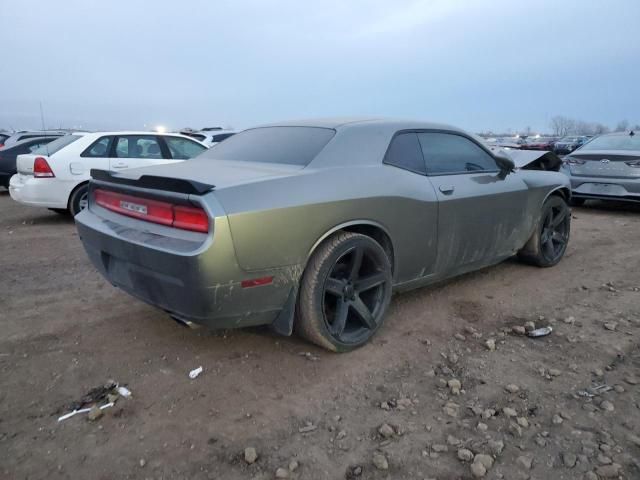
(199, 126, 336, 165)
(579, 134, 640, 151)
(560, 137, 581, 142)
(33, 135, 83, 155)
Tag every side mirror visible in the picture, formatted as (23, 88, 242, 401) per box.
(494, 152, 516, 177)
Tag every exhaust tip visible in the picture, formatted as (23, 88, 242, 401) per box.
(169, 314, 200, 329)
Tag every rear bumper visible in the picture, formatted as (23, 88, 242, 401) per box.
(9, 174, 69, 208)
(567, 174, 640, 202)
(75, 201, 295, 329)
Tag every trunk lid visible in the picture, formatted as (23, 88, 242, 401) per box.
(94, 158, 305, 190)
(567, 150, 640, 178)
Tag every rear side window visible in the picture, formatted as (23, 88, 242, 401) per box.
(418, 132, 498, 175)
(115, 136, 163, 159)
(164, 136, 207, 159)
(82, 136, 113, 157)
(384, 133, 426, 174)
(199, 127, 335, 166)
(32, 135, 82, 155)
(580, 134, 640, 151)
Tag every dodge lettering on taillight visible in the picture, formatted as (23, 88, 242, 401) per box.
(119, 201, 148, 215)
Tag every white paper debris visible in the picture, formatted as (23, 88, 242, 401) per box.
(116, 386, 132, 398)
(189, 366, 203, 379)
(57, 402, 115, 422)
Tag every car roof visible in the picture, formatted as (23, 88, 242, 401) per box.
(84, 131, 200, 137)
(254, 117, 464, 133)
(10, 136, 58, 146)
(180, 129, 236, 135)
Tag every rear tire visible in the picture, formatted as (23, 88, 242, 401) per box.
(569, 197, 585, 207)
(296, 232, 392, 352)
(69, 184, 89, 217)
(518, 195, 570, 267)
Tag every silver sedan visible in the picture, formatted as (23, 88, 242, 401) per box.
(562, 131, 640, 204)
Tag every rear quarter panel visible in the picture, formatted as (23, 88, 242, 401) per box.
(213, 165, 439, 285)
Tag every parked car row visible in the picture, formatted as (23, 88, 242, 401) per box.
(7, 132, 208, 215)
(0, 130, 68, 148)
(0, 136, 60, 187)
(486, 135, 592, 154)
(178, 127, 236, 147)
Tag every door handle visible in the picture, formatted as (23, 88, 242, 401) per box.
(439, 185, 455, 194)
(112, 162, 128, 169)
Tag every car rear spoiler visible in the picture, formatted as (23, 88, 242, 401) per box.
(90, 169, 215, 195)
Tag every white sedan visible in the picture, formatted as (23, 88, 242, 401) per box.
(9, 132, 207, 215)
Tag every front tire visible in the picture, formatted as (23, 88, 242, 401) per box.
(69, 184, 89, 217)
(518, 195, 571, 267)
(296, 232, 392, 352)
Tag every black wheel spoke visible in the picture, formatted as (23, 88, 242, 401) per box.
(543, 238, 555, 258)
(551, 208, 567, 228)
(355, 272, 386, 293)
(331, 299, 349, 336)
(348, 247, 364, 281)
(546, 210, 554, 228)
(351, 296, 375, 329)
(325, 277, 344, 297)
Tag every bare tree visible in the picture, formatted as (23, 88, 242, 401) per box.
(550, 116, 575, 137)
(592, 123, 610, 135)
(615, 120, 629, 132)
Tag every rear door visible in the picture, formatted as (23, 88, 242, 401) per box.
(418, 131, 529, 273)
(77, 135, 113, 176)
(110, 135, 171, 171)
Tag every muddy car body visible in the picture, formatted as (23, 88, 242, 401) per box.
(76, 118, 571, 351)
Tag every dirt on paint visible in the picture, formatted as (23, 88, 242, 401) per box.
(1, 190, 639, 479)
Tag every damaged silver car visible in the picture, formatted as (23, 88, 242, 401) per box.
(76, 118, 572, 352)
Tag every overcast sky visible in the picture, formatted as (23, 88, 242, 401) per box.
(1, 0, 639, 133)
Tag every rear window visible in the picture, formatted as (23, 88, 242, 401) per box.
(33, 135, 82, 155)
(579, 134, 640, 151)
(199, 127, 335, 166)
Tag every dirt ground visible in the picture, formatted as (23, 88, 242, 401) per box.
(1, 190, 639, 480)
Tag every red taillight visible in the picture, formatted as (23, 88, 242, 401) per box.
(33, 157, 55, 178)
(94, 189, 209, 233)
(173, 205, 209, 232)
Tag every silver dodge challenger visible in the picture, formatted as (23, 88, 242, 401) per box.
(76, 118, 571, 352)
